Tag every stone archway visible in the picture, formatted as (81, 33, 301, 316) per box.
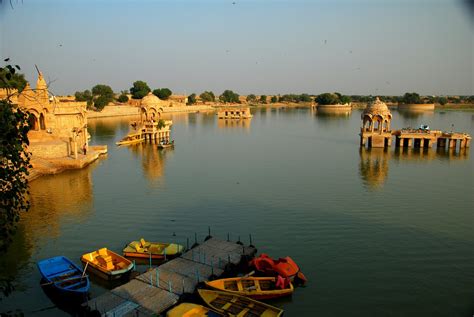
(39, 113, 46, 130)
(28, 112, 39, 130)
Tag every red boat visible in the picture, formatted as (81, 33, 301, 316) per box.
(250, 254, 307, 285)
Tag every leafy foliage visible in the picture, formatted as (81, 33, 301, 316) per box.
(246, 94, 256, 103)
(219, 90, 240, 103)
(200, 91, 215, 102)
(91, 84, 114, 111)
(0, 67, 27, 92)
(75, 90, 92, 102)
(401, 92, 422, 104)
(270, 96, 278, 103)
(278, 94, 312, 103)
(187, 93, 197, 105)
(117, 94, 129, 103)
(316, 92, 351, 105)
(259, 95, 267, 104)
(0, 61, 31, 253)
(157, 119, 166, 129)
(130, 81, 151, 99)
(153, 88, 172, 100)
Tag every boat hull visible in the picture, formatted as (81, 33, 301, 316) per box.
(81, 248, 134, 281)
(205, 277, 293, 300)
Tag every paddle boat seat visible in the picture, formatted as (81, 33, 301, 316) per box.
(97, 255, 114, 270)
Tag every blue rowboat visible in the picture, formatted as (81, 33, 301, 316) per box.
(37, 256, 90, 296)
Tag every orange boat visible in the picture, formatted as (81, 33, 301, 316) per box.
(250, 254, 307, 285)
(205, 277, 293, 300)
(81, 248, 134, 280)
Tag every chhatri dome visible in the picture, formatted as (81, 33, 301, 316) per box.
(141, 92, 162, 107)
(361, 97, 392, 120)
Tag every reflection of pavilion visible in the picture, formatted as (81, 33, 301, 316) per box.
(359, 148, 390, 190)
(217, 119, 251, 130)
(129, 142, 170, 181)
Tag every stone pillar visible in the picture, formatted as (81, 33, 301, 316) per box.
(448, 139, 456, 148)
(466, 139, 471, 148)
(437, 138, 446, 149)
(460, 139, 466, 148)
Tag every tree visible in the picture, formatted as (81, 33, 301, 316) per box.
(91, 84, 114, 111)
(315, 93, 339, 105)
(402, 92, 422, 104)
(200, 91, 215, 102)
(259, 95, 267, 104)
(157, 119, 166, 129)
(130, 80, 151, 99)
(117, 94, 129, 103)
(339, 95, 351, 104)
(437, 96, 448, 105)
(246, 94, 256, 103)
(74, 90, 93, 107)
(187, 93, 197, 105)
(219, 90, 239, 103)
(153, 88, 172, 100)
(270, 96, 278, 103)
(0, 67, 27, 92)
(299, 94, 312, 103)
(0, 61, 31, 252)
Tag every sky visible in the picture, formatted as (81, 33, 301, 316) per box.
(0, 0, 473, 96)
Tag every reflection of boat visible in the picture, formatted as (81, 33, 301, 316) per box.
(205, 277, 293, 300)
(37, 256, 89, 296)
(158, 140, 174, 149)
(81, 248, 134, 280)
(250, 254, 307, 285)
(123, 238, 184, 259)
(116, 132, 144, 146)
(198, 289, 283, 317)
(166, 303, 224, 317)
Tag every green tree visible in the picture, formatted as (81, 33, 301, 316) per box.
(117, 94, 129, 103)
(0, 66, 27, 92)
(74, 90, 93, 105)
(91, 84, 114, 111)
(220, 90, 240, 103)
(339, 95, 351, 104)
(315, 93, 339, 105)
(187, 93, 197, 105)
(157, 119, 166, 129)
(246, 94, 256, 103)
(270, 96, 278, 103)
(153, 88, 172, 100)
(299, 94, 312, 103)
(402, 92, 422, 104)
(259, 95, 267, 104)
(130, 80, 151, 99)
(0, 61, 31, 252)
(200, 91, 215, 102)
(437, 96, 448, 105)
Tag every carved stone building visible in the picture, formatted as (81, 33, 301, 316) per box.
(360, 97, 393, 148)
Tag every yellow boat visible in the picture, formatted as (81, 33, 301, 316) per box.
(205, 277, 293, 300)
(166, 303, 224, 317)
(123, 238, 184, 260)
(115, 132, 144, 146)
(198, 289, 283, 317)
(81, 248, 133, 280)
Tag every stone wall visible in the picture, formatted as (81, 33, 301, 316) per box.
(398, 103, 435, 111)
(87, 105, 140, 118)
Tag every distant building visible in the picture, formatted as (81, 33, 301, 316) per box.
(217, 107, 253, 119)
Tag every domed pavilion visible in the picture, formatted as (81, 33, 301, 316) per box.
(140, 92, 166, 122)
(360, 97, 393, 148)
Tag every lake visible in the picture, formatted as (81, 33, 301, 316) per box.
(1, 107, 473, 316)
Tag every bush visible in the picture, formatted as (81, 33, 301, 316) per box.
(402, 92, 422, 104)
(153, 88, 172, 100)
(117, 94, 129, 103)
(130, 81, 151, 99)
(187, 93, 197, 105)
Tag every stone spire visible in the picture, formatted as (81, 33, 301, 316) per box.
(35, 66, 49, 105)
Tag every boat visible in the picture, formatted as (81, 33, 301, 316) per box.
(204, 277, 293, 300)
(250, 254, 307, 285)
(166, 303, 224, 317)
(81, 248, 134, 280)
(198, 289, 283, 317)
(116, 132, 144, 146)
(37, 256, 90, 296)
(123, 238, 184, 259)
(158, 140, 174, 149)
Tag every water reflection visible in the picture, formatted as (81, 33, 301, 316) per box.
(396, 108, 434, 119)
(128, 142, 171, 183)
(88, 116, 139, 142)
(217, 119, 251, 130)
(0, 163, 97, 298)
(359, 147, 469, 190)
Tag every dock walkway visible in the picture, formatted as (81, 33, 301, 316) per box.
(86, 237, 256, 316)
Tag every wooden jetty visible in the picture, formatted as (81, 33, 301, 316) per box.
(85, 237, 256, 316)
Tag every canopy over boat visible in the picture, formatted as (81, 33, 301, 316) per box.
(81, 248, 133, 280)
(123, 238, 184, 259)
(37, 256, 89, 296)
(198, 289, 283, 317)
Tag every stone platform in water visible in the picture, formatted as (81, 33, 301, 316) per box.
(85, 237, 256, 316)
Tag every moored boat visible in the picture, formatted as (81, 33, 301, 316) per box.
(81, 248, 133, 280)
(166, 303, 224, 317)
(123, 238, 184, 259)
(37, 256, 89, 297)
(198, 289, 283, 317)
(205, 276, 293, 300)
(158, 140, 174, 149)
(116, 132, 144, 146)
(250, 253, 307, 285)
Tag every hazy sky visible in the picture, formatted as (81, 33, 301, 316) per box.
(0, 0, 472, 96)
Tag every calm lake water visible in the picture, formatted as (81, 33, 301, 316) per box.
(1, 108, 473, 316)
